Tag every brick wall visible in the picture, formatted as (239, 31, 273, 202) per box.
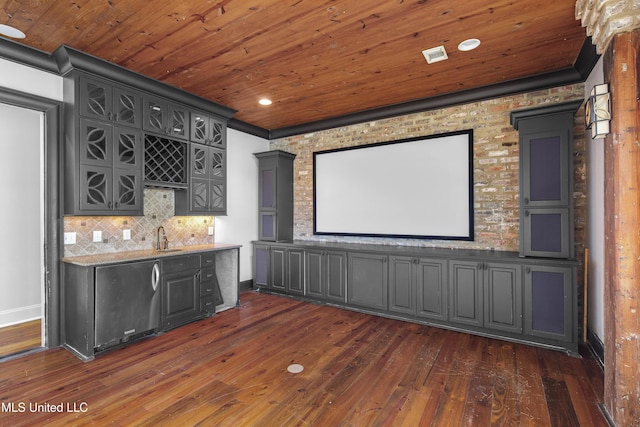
(270, 84, 586, 257)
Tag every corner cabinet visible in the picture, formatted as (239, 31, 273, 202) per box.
(511, 101, 581, 258)
(253, 241, 578, 355)
(254, 150, 296, 242)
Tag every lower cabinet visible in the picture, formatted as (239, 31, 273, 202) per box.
(305, 250, 347, 302)
(524, 264, 574, 343)
(348, 252, 388, 311)
(253, 242, 577, 354)
(161, 254, 201, 329)
(449, 261, 522, 333)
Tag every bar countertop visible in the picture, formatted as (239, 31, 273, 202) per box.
(62, 243, 242, 267)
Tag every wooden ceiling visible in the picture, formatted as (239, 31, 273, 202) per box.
(2, 0, 588, 132)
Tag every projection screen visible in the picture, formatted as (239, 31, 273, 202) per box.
(313, 130, 474, 240)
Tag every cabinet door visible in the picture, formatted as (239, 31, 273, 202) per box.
(168, 104, 189, 140)
(416, 258, 447, 321)
(259, 212, 277, 241)
(259, 160, 277, 210)
(484, 263, 522, 333)
(190, 113, 209, 145)
(112, 86, 141, 127)
(305, 250, 325, 299)
(209, 180, 226, 213)
(79, 165, 113, 211)
(522, 208, 570, 258)
(113, 126, 143, 170)
(287, 249, 304, 295)
(389, 256, 415, 315)
(209, 117, 226, 148)
(162, 272, 199, 329)
(189, 178, 210, 213)
(143, 96, 166, 135)
(348, 253, 388, 311)
(254, 245, 270, 288)
(524, 265, 573, 343)
(79, 75, 112, 121)
(113, 168, 143, 212)
(449, 261, 483, 327)
(326, 251, 347, 302)
(270, 247, 287, 291)
(522, 132, 570, 207)
(79, 118, 113, 167)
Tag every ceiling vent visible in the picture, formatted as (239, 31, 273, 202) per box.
(422, 45, 448, 64)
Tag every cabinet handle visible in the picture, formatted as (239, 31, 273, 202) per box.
(108, 201, 112, 209)
(524, 197, 529, 205)
(107, 112, 113, 121)
(113, 113, 119, 122)
(525, 210, 530, 217)
(526, 267, 531, 274)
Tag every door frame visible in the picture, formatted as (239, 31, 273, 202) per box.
(0, 87, 63, 348)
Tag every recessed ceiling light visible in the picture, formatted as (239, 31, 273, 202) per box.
(259, 98, 272, 106)
(458, 38, 481, 52)
(0, 24, 26, 39)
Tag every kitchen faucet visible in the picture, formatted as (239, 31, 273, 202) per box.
(156, 226, 169, 250)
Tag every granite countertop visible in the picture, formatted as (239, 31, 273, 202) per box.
(63, 243, 242, 267)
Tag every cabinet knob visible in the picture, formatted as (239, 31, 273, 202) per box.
(524, 197, 530, 205)
(526, 267, 531, 274)
(525, 210, 530, 217)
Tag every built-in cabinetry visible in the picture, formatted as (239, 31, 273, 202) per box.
(55, 45, 234, 216)
(63, 245, 240, 361)
(511, 101, 581, 258)
(254, 151, 296, 241)
(253, 241, 578, 355)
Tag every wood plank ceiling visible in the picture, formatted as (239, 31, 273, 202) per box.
(1, 0, 588, 132)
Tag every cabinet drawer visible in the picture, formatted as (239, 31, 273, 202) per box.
(200, 295, 216, 314)
(161, 254, 200, 274)
(200, 268, 217, 295)
(201, 252, 216, 267)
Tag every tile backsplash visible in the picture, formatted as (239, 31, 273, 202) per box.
(63, 188, 215, 257)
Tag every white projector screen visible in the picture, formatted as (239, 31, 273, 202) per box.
(313, 130, 474, 240)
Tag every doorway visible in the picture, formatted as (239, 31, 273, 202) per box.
(0, 88, 62, 359)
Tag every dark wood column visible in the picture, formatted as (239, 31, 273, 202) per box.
(603, 29, 640, 426)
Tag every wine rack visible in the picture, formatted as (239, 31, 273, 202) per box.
(144, 134, 187, 188)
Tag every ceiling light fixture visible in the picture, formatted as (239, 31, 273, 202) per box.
(0, 24, 26, 39)
(421, 45, 448, 64)
(458, 38, 481, 52)
(259, 98, 272, 106)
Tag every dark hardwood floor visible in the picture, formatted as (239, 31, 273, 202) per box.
(0, 319, 41, 358)
(0, 291, 606, 426)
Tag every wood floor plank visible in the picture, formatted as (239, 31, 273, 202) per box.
(0, 320, 42, 358)
(0, 292, 607, 426)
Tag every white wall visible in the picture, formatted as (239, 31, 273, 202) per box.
(215, 128, 269, 282)
(0, 58, 62, 327)
(584, 57, 605, 342)
(0, 57, 63, 101)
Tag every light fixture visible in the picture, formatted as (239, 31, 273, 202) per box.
(458, 38, 480, 52)
(585, 83, 611, 139)
(421, 45, 448, 64)
(259, 98, 272, 106)
(0, 24, 26, 39)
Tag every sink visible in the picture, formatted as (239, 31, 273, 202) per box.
(156, 249, 182, 253)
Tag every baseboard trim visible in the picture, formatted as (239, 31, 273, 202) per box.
(586, 328, 605, 369)
(239, 280, 253, 292)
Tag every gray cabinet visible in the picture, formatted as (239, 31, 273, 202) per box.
(79, 74, 142, 128)
(524, 264, 574, 343)
(254, 244, 271, 289)
(190, 111, 226, 148)
(449, 261, 522, 333)
(255, 151, 296, 242)
(511, 101, 580, 259)
(143, 95, 190, 140)
(160, 254, 201, 329)
(389, 256, 447, 320)
(305, 249, 347, 302)
(175, 144, 226, 215)
(199, 252, 221, 316)
(348, 252, 388, 311)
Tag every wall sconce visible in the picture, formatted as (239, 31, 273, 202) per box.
(585, 83, 611, 139)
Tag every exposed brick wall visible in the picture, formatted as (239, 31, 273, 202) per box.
(270, 84, 586, 257)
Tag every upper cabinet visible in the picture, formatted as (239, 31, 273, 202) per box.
(54, 46, 235, 216)
(143, 95, 190, 141)
(511, 101, 581, 259)
(79, 74, 142, 128)
(175, 144, 226, 215)
(190, 112, 227, 148)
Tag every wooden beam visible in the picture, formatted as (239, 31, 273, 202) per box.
(603, 29, 640, 426)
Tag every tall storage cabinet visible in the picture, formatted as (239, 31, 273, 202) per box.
(511, 101, 581, 259)
(254, 150, 296, 242)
